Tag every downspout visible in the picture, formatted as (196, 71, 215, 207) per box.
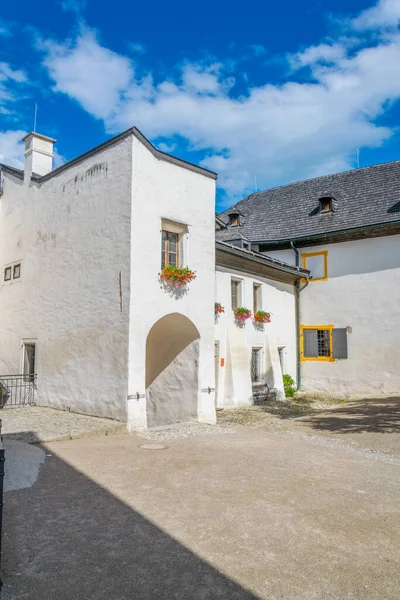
(290, 242, 309, 390)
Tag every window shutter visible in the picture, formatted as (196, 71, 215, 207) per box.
(303, 329, 318, 358)
(332, 328, 348, 359)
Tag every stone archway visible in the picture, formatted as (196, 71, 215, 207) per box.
(145, 313, 200, 427)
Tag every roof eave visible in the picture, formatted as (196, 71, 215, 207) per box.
(255, 219, 400, 247)
(215, 240, 309, 283)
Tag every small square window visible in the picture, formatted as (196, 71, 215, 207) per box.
(4, 267, 11, 282)
(13, 264, 21, 279)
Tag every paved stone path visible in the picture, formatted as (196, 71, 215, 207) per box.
(0, 406, 126, 443)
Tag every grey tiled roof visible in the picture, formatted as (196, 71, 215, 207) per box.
(217, 161, 400, 243)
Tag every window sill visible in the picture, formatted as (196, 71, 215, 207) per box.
(301, 357, 335, 362)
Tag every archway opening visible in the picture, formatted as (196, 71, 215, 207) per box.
(145, 313, 200, 427)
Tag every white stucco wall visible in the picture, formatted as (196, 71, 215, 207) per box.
(268, 235, 400, 397)
(127, 136, 217, 429)
(0, 137, 133, 420)
(214, 267, 297, 407)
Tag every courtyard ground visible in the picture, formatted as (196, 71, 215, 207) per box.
(2, 397, 400, 599)
(0, 406, 126, 443)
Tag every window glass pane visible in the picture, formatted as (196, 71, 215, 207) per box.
(305, 254, 326, 280)
(317, 330, 331, 357)
(13, 264, 21, 279)
(168, 232, 178, 246)
(24, 343, 36, 381)
(253, 284, 261, 313)
(169, 252, 177, 266)
(161, 250, 166, 268)
(4, 267, 11, 281)
(231, 280, 239, 310)
(251, 349, 261, 383)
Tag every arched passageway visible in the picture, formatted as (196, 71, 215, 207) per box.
(145, 313, 200, 427)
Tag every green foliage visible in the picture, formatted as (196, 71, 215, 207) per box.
(283, 374, 297, 398)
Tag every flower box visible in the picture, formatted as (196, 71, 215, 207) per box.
(159, 265, 196, 288)
(215, 302, 225, 315)
(234, 307, 252, 321)
(254, 310, 271, 323)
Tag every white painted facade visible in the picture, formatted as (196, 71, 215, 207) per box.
(267, 234, 400, 397)
(1, 127, 398, 427)
(0, 130, 217, 427)
(214, 267, 297, 407)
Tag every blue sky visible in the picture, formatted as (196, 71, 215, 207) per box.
(1, 0, 400, 209)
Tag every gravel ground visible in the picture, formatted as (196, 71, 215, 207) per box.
(137, 420, 233, 441)
(1, 406, 126, 443)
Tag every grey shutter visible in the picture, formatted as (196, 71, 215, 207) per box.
(303, 329, 318, 358)
(332, 328, 348, 359)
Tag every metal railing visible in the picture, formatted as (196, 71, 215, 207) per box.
(0, 374, 37, 408)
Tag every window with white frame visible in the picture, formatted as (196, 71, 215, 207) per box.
(253, 283, 262, 313)
(231, 278, 242, 311)
(161, 220, 187, 269)
(4, 261, 21, 282)
(23, 341, 36, 382)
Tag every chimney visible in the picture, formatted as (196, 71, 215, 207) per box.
(22, 132, 56, 179)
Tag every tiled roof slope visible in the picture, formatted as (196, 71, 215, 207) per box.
(217, 161, 400, 243)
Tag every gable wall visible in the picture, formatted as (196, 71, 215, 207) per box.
(126, 135, 217, 428)
(0, 136, 133, 419)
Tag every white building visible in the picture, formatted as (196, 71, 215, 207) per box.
(1, 127, 398, 428)
(0, 128, 220, 428)
(216, 166, 400, 399)
(214, 241, 304, 407)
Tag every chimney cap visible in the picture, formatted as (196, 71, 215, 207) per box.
(22, 131, 57, 144)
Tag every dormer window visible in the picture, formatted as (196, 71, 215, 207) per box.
(228, 207, 243, 227)
(319, 196, 333, 213)
(229, 214, 239, 227)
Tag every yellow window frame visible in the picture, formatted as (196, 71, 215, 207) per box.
(301, 250, 328, 282)
(300, 325, 334, 362)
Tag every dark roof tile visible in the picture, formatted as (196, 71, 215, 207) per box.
(217, 161, 400, 243)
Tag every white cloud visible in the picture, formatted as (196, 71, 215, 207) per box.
(35, 1, 400, 202)
(0, 61, 28, 118)
(352, 0, 400, 30)
(290, 43, 347, 68)
(0, 130, 25, 168)
(42, 28, 133, 120)
(0, 62, 27, 83)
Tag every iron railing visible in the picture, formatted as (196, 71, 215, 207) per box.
(0, 375, 37, 408)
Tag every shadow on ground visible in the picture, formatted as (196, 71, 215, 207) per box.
(2, 431, 259, 600)
(298, 397, 400, 435)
